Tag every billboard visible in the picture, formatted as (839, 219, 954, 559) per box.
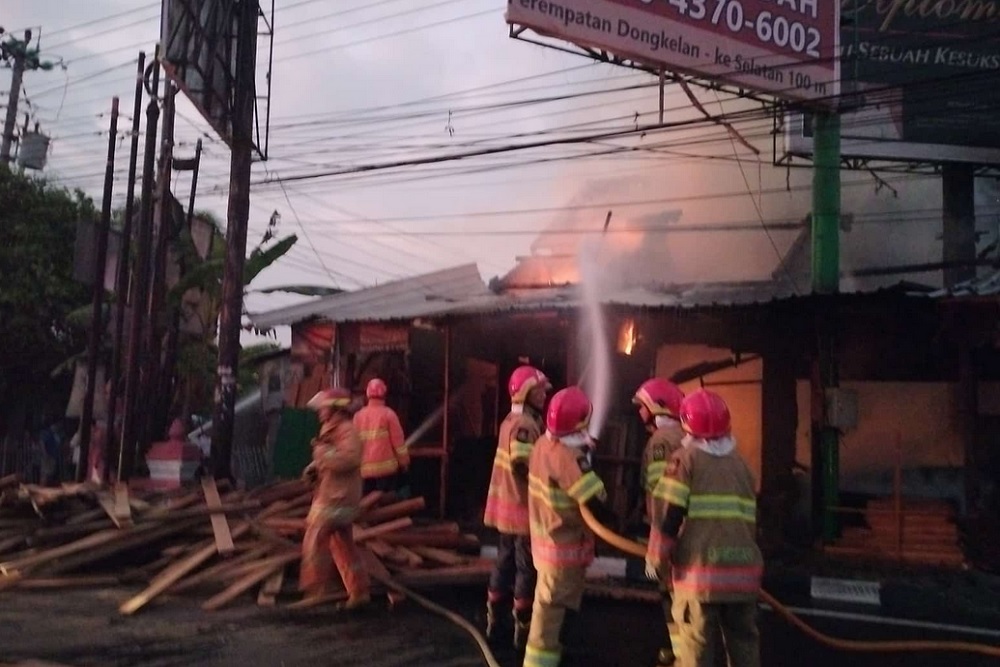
(161, 0, 239, 146)
(784, 0, 1000, 165)
(506, 0, 840, 104)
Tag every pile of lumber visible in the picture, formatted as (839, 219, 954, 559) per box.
(0, 473, 491, 613)
(829, 497, 965, 567)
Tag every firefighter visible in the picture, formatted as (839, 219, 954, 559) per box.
(483, 365, 552, 649)
(524, 386, 617, 667)
(354, 378, 409, 496)
(632, 378, 686, 667)
(300, 387, 371, 610)
(646, 389, 763, 667)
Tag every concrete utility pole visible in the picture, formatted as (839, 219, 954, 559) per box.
(211, 0, 259, 481)
(77, 97, 120, 482)
(811, 111, 841, 543)
(1, 29, 55, 164)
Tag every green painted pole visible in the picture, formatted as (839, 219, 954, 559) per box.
(812, 113, 841, 293)
(811, 111, 841, 542)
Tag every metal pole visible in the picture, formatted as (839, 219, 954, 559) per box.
(109, 52, 146, 483)
(811, 110, 841, 542)
(77, 97, 120, 482)
(440, 326, 450, 518)
(0, 32, 27, 163)
(211, 0, 259, 481)
(120, 54, 161, 481)
(141, 84, 176, 448)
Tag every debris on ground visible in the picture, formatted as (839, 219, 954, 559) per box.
(0, 475, 491, 614)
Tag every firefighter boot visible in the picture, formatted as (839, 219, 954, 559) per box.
(512, 601, 532, 651)
(557, 609, 585, 667)
(485, 599, 507, 643)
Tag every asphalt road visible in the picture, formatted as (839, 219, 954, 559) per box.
(1, 585, 998, 666)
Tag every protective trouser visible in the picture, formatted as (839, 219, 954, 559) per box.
(300, 520, 371, 599)
(671, 597, 759, 667)
(362, 474, 401, 496)
(657, 575, 677, 665)
(488, 533, 536, 647)
(522, 565, 586, 667)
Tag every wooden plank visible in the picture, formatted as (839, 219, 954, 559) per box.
(394, 560, 493, 588)
(284, 590, 349, 610)
(359, 497, 425, 525)
(358, 490, 385, 512)
(2, 526, 140, 573)
(380, 531, 479, 551)
(17, 575, 121, 590)
(113, 484, 132, 524)
(409, 545, 466, 567)
(353, 517, 412, 543)
(118, 522, 251, 615)
(0, 474, 19, 489)
(257, 567, 285, 607)
(0, 535, 26, 555)
(201, 478, 235, 556)
(65, 507, 108, 526)
(171, 544, 273, 594)
(138, 500, 261, 522)
(33, 520, 111, 542)
(43, 517, 205, 575)
(96, 492, 130, 529)
(201, 552, 300, 611)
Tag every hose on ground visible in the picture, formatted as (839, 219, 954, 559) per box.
(578, 505, 1000, 659)
(369, 571, 503, 667)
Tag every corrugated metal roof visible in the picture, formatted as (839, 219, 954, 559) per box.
(251, 261, 945, 330)
(249, 263, 490, 328)
(925, 271, 1000, 298)
(437, 281, 801, 317)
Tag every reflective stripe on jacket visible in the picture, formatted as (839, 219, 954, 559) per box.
(642, 420, 685, 518)
(353, 400, 408, 479)
(483, 407, 543, 535)
(527, 434, 607, 568)
(647, 439, 763, 602)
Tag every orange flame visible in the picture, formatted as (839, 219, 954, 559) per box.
(617, 319, 637, 356)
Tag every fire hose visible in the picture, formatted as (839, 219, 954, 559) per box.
(366, 512, 1000, 667)
(579, 505, 1000, 659)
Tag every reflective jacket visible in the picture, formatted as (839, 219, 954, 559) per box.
(307, 416, 363, 527)
(642, 419, 685, 517)
(353, 399, 408, 479)
(483, 405, 543, 535)
(647, 436, 763, 602)
(527, 434, 607, 568)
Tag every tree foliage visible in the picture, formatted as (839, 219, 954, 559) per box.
(0, 166, 94, 428)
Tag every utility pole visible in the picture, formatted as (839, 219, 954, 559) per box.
(811, 111, 841, 543)
(211, 0, 259, 481)
(108, 52, 146, 483)
(140, 84, 176, 451)
(1, 29, 55, 164)
(120, 54, 160, 480)
(77, 97, 120, 482)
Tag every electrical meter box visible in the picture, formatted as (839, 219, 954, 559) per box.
(825, 388, 858, 431)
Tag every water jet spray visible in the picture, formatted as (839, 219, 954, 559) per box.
(577, 211, 614, 441)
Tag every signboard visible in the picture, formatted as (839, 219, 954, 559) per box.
(506, 0, 840, 104)
(784, 0, 1000, 164)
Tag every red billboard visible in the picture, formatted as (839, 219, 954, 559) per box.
(506, 0, 839, 104)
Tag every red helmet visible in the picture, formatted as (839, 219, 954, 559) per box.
(632, 378, 684, 418)
(508, 365, 550, 404)
(546, 387, 592, 438)
(306, 387, 352, 412)
(366, 378, 387, 400)
(679, 389, 731, 439)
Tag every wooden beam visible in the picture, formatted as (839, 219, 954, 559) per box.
(359, 497, 425, 525)
(118, 522, 250, 615)
(353, 517, 412, 543)
(201, 552, 299, 611)
(171, 544, 273, 594)
(257, 567, 285, 607)
(409, 546, 466, 567)
(201, 477, 235, 556)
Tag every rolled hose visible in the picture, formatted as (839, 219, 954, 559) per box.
(578, 505, 1000, 658)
